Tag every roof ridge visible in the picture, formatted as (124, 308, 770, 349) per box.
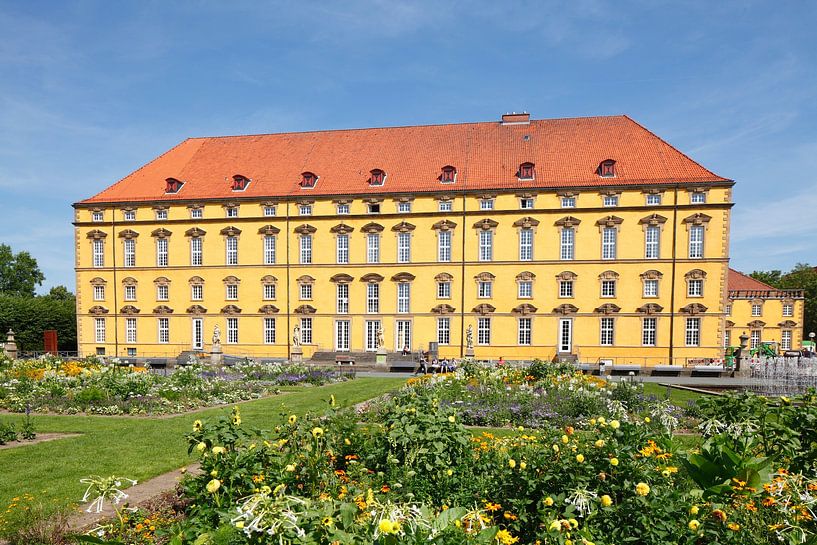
(728, 267, 776, 290)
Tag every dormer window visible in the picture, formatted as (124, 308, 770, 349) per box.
(369, 169, 386, 186)
(165, 177, 184, 193)
(231, 174, 250, 191)
(300, 172, 317, 188)
(518, 162, 535, 181)
(440, 165, 457, 183)
(598, 160, 616, 178)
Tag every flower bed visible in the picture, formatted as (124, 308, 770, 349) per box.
(83, 362, 817, 544)
(0, 356, 347, 416)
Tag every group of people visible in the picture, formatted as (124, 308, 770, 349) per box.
(414, 354, 456, 375)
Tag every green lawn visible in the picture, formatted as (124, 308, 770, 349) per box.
(641, 382, 707, 405)
(0, 377, 404, 509)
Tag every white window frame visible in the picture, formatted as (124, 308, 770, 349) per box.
(561, 196, 576, 208)
(437, 281, 451, 299)
(93, 239, 105, 268)
(301, 317, 313, 344)
(336, 283, 349, 314)
(518, 317, 532, 346)
(123, 210, 136, 221)
(158, 318, 170, 344)
(225, 207, 238, 218)
(92, 211, 104, 222)
(479, 199, 494, 210)
(300, 235, 312, 264)
(689, 225, 704, 259)
(438, 230, 452, 262)
(264, 317, 276, 344)
(751, 303, 762, 317)
(782, 330, 792, 351)
(601, 227, 617, 260)
(263, 283, 276, 300)
(190, 208, 203, 219)
(438, 200, 453, 212)
(336, 234, 349, 264)
(263, 206, 277, 217)
(519, 228, 533, 261)
(560, 228, 574, 260)
(125, 318, 137, 344)
(603, 195, 619, 207)
(437, 317, 451, 345)
(191, 284, 203, 301)
(157, 285, 169, 301)
(600, 317, 615, 346)
(642, 317, 657, 346)
(520, 197, 534, 210)
(478, 281, 493, 298)
(299, 283, 312, 300)
(156, 238, 169, 267)
(263, 236, 276, 265)
(225, 236, 238, 265)
(225, 284, 238, 301)
(518, 280, 533, 298)
(367, 283, 380, 314)
(477, 317, 491, 345)
(478, 230, 493, 262)
(559, 280, 573, 298)
(155, 209, 168, 221)
(750, 329, 760, 349)
(94, 317, 106, 343)
(688, 279, 703, 297)
(646, 193, 662, 206)
(601, 279, 616, 298)
(643, 279, 658, 298)
(299, 204, 312, 216)
(93, 285, 105, 301)
(124, 285, 136, 301)
(398, 202, 412, 213)
(190, 238, 202, 266)
(226, 317, 239, 344)
(336, 203, 350, 215)
(367, 233, 380, 264)
(123, 239, 135, 268)
(691, 192, 707, 204)
(397, 283, 410, 313)
(397, 232, 411, 263)
(783, 304, 793, 317)
(645, 226, 660, 259)
(685, 318, 701, 347)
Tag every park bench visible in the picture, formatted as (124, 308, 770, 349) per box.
(335, 354, 356, 366)
(650, 365, 683, 377)
(691, 365, 724, 378)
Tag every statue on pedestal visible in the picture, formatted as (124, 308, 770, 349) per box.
(212, 325, 221, 347)
(466, 324, 474, 351)
(293, 324, 302, 348)
(376, 326, 385, 350)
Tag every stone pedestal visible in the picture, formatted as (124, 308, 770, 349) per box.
(464, 347, 475, 363)
(210, 345, 223, 367)
(291, 345, 303, 364)
(375, 347, 387, 367)
(3, 330, 18, 360)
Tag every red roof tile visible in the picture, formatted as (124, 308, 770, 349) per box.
(78, 115, 730, 204)
(728, 268, 775, 291)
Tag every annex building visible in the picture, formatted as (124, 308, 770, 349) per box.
(74, 113, 739, 365)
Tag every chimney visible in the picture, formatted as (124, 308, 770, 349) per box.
(501, 111, 530, 125)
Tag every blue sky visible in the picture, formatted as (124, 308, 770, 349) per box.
(1, 1, 816, 291)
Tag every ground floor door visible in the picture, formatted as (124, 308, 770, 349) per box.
(335, 320, 350, 352)
(558, 318, 572, 353)
(192, 318, 204, 351)
(395, 320, 411, 352)
(365, 320, 381, 352)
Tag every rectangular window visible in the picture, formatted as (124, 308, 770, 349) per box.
(601, 227, 617, 260)
(93, 239, 105, 268)
(685, 318, 701, 346)
(336, 203, 350, 215)
(438, 231, 452, 262)
(92, 211, 104, 222)
(480, 199, 494, 210)
(560, 228, 575, 260)
(725, 304, 732, 315)
(646, 193, 662, 206)
(263, 206, 276, 217)
(559, 280, 573, 298)
(156, 238, 168, 267)
(300, 235, 312, 264)
(94, 318, 106, 343)
(93, 285, 105, 301)
(125, 318, 137, 344)
(264, 318, 276, 344)
(397, 232, 411, 263)
(519, 229, 533, 261)
(226, 236, 238, 265)
(226, 207, 238, 218)
(263, 284, 276, 300)
(397, 283, 410, 313)
(688, 279, 703, 297)
(518, 318, 532, 345)
(751, 304, 762, 317)
(691, 192, 706, 204)
(478, 281, 493, 298)
(603, 195, 619, 207)
(157, 285, 169, 301)
(561, 196, 576, 208)
(600, 317, 615, 346)
(642, 317, 657, 346)
(518, 281, 533, 298)
(123, 239, 135, 267)
(398, 202, 411, 213)
(689, 225, 704, 258)
(263, 236, 276, 265)
(155, 209, 168, 220)
(750, 329, 760, 349)
(601, 280, 616, 297)
(158, 318, 169, 344)
(299, 283, 312, 300)
(782, 330, 792, 351)
(437, 281, 451, 299)
(224, 284, 238, 300)
(301, 318, 313, 344)
(336, 283, 349, 314)
(783, 304, 793, 317)
(645, 226, 660, 259)
(123, 210, 135, 221)
(299, 204, 312, 216)
(367, 203, 381, 214)
(124, 285, 136, 301)
(225, 317, 238, 344)
(367, 234, 380, 263)
(439, 200, 453, 212)
(191, 284, 203, 301)
(724, 329, 731, 348)
(364, 320, 380, 351)
(190, 238, 202, 266)
(643, 279, 658, 297)
(479, 230, 493, 261)
(335, 234, 349, 264)
(191, 208, 203, 219)
(367, 283, 380, 313)
(477, 317, 491, 345)
(437, 317, 451, 345)
(520, 198, 534, 210)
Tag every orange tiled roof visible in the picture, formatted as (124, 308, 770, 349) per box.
(78, 114, 730, 204)
(728, 268, 775, 291)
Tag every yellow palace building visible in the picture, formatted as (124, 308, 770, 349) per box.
(74, 113, 737, 365)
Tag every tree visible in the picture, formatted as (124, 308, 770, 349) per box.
(47, 285, 74, 301)
(749, 270, 783, 287)
(778, 264, 817, 339)
(0, 243, 45, 297)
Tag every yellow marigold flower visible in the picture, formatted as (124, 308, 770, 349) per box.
(548, 520, 561, 531)
(661, 470, 671, 478)
(212, 446, 226, 455)
(232, 415, 241, 426)
(635, 482, 650, 496)
(553, 444, 560, 453)
(610, 420, 620, 429)
(690, 505, 699, 515)
(727, 522, 740, 531)
(508, 458, 517, 469)
(447, 469, 454, 476)
(595, 439, 605, 448)
(495, 529, 519, 544)
(484, 501, 502, 511)
(288, 415, 297, 425)
(569, 518, 579, 529)
(589, 418, 597, 425)
(565, 540, 573, 545)
(610, 457, 619, 466)
(378, 519, 400, 535)
(195, 442, 207, 452)
(448, 415, 456, 423)
(206, 479, 221, 493)
(285, 464, 296, 472)
(711, 509, 727, 521)
(600, 495, 612, 507)
(344, 438, 351, 445)
(688, 520, 700, 531)
(597, 417, 606, 425)
(520, 461, 527, 470)
(644, 417, 651, 423)
(576, 454, 585, 463)
(192, 420, 202, 432)
(312, 427, 324, 438)
(561, 434, 570, 444)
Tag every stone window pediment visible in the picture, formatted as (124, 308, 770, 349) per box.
(219, 226, 242, 237)
(259, 304, 280, 314)
(120, 305, 140, 315)
(434, 272, 453, 282)
(153, 305, 174, 314)
(330, 223, 354, 234)
(294, 304, 317, 314)
(725, 320, 735, 328)
(432, 219, 457, 231)
(750, 298, 764, 306)
(595, 303, 621, 314)
(297, 275, 315, 284)
(680, 303, 708, 315)
(474, 272, 496, 282)
(363, 197, 384, 205)
(595, 215, 624, 228)
(186, 305, 207, 314)
(473, 303, 496, 315)
(86, 229, 108, 240)
(554, 303, 579, 315)
(391, 272, 416, 282)
(556, 190, 578, 198)
(393, 195, 415, 203)
(636, 303, 664, 314)
(640, 270, 663, 280)
(683, 213, 712, 226)
(361, 222, 385, 234)
(779, 320, 797, 328)
(222, 276, 241, 285)
(748, 320, 766, 328)
(153, 276, 171, 286)
(684, 269, 707, 280)
(185, 227, 206, 238)
(516, 271, 536, 282)
(360, 273, 385, 283)
(295, 199, 315, 206)
(556, 271, 576, 281)
(122, 277, 138, 286)
(188, 276, 204, 285)
(118, 229, 139, 239)
(432, 304, 455, 314)
(330, 273, 354, 283)
(88, 305, 109, 315)
(512, 303, 538, 315)
(554, 216, 581, 228)
(90, 277, 107, 286)
(221, 305, 242, 315)
(294, 224, 317, 235)
(257, 225, 281, 236)
(472, 218, 499, 230)
(598, 270, 619, 280)
(638, 214, 668, 226)
(260, 275, 278, 284)
(151, 228, 172, 238)
(391, 221, 416, 233)
(512, 217, 540, 229)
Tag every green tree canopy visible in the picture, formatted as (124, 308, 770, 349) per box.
(749, 270, 783, 287)
(0, 243, 45, 297)
(748, 263, 817, 339)
(46, 285, 74, 301)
